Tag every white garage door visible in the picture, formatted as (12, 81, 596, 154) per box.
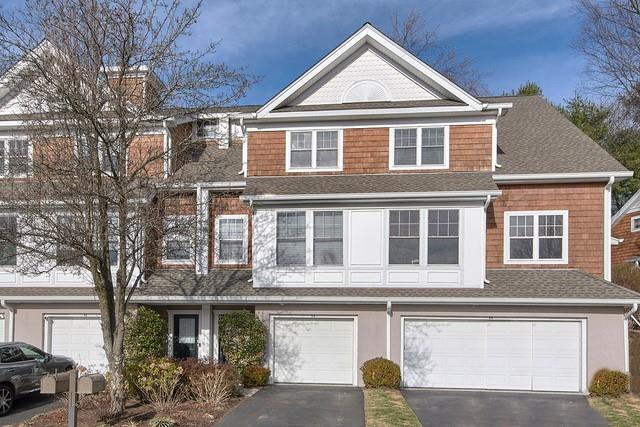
(403, 319, 582, 392)
(273, 317, 355, 385)
(48, 315, 107, 372)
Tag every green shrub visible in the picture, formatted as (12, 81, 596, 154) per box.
(219, 311, 267, 373)
(361, 358, 401, 389)
(124, 306, 168, 363)
(589, 368, 629, 397)
(177, 359, 239, 405)
(242, 365, 270, 387)
(149, 416, 176, 427)
(130, 357, 184, 410)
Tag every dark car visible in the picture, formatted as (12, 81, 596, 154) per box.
(0, 342, 75, 416)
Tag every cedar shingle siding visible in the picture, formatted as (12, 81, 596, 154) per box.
(612, 213, 640, 265)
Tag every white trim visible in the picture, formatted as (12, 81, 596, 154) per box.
(388, 125, 449, 170)
(494, 171, 633, 184)
(195, 188, 210, 275)
(613, 190, 640, 226)
(241, 190, 502, 204)
(269, 314, 358, 386)
(624, 317, 630, 373)
(605, 177, 614, 281)
(630, 215, 640, 232)
(167, 309, 200, 358)
(503, 210, 569, 265)
(214, 214, 249, 265)
(285, 129, 343, 172)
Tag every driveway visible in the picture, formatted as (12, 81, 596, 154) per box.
(1, 393, 61, 427)
(402, 390, 608, 427)
(217, 385, 364, 427)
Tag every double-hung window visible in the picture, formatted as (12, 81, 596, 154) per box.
(427, 209, 459, 265)
(0, 140, 30, 177)
(287, 130, 341, 171)
(632, 215, 640, 232)
(196, 119, 218, 139)
(390, 127, 448, 169)
(389, 210, 420, 264)
(56, 215, 82, 266)
(313, 211, 343, 265)
(505, 211, 568, 263)
(0, 216, 17, 267)
(163, 215, 194, 263)
(216, 215, 248, 264)
(276, 212, 306, 266)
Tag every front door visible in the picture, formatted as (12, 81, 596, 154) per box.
(173, 314, 199, 359)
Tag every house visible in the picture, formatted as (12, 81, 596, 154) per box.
(612, 189, 640, 266)
(1, 23, 639, 394)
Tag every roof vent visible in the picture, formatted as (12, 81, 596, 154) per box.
(342, 80, 389, 103)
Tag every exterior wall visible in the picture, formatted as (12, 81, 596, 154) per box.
(209, 194, 252, 269)
(247, 125, 492, 177)
(170, 123, 194, 174)
(612, 212, 640, 265)
(128, 134, 165, 178)
(149, 192, 197, 270)
(487, 183, 605, 277)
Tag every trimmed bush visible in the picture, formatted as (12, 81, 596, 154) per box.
(124, 306, 168, 363)
(130, 357, 184, 411)
(589, 368, 629, 397)
(178, 359, 239, 405)
(242, 365, 270, 387)
(361, 358, 401, 389)
(219, 311, 267, 373)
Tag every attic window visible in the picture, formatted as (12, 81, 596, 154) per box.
(196, 119, 218, 139)
(342, 80, 389, 103)
(631, 216, 640, 232)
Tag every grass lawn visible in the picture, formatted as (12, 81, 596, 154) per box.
(363, 388, 421, 427)
(589, 394, 640, 427)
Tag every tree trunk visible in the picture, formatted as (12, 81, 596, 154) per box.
(107, 341, 126, 416)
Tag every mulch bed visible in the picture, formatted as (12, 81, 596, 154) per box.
(19, 396, 243, 427)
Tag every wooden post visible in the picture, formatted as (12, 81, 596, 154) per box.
(67, 369, 77, 427)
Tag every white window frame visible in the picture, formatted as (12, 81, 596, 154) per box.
(389, 125, 449, 170)
(0, 213, 18, 269)
(285, 129, 343, 172)
(162, 214, 195, 265)
(312, 210, 345, 266)
(631, 215, 640, 232)
(214, 214, 248, 265)
(503, 210, 569, 265)
(0, 138, 31, 178)
(75, 136, 121, 176)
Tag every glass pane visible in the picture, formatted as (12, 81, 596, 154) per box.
(389, 238, 420, 264)
(178, 318, 196, 344)
(394, 128, 417, 147)
(220, 218, 244, 240)
(421, 146, 444, 165)
(220, 241, 244, 262)
(394, 129, 417, 166)
(166, 240, 191, 260)
(277, 240, 306, 266)
(290, 150, 312, 168)
(314, 240, 343, 265)
(277, 212, 305, 238)
(510, 238, 533, 259)
(8, 140, 29, 175)
(317, 131, 338, 149)
(389, 210, 419, 237)
(316, 149, 338, 167)
(427, 237, 459, 264)
(539, 238, 562, 259)
(422, 127, 444, 146)
(291, 132, 312, 149)
(509, 215, 534, 237)
(428, 209, 459, 237)
(19, 345, 44, 360)
(539, 215, 563, 237)
(394, 147, 416, 165)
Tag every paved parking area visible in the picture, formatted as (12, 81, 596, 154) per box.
(217, 385, 365, 427)
(1, 393, 61, 426)
(402, 389, 608, 427)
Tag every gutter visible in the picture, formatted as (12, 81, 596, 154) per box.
(624, 303, 638, 372)
(0, 299, 15, 341)
(240, 190, 502, 204)
(493, 171, 633, 184)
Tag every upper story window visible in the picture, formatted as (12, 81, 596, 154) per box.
(56, 215, 82, 266)
(427, 209, 459, 265)
(0, 139, 30, 177)
(163, 215, 194, 264)
(313, 211, 343, 265)
(631, 215, 640, 232)
(76, 137, 119, 175)
(215, 215, 248, 264)
(286, 130, 342, 171)
(389, 210, 420, 265)
(276, 211, 306, 266)
(504, 211, 568, 264)
(0, 215, 17, 267)
(389, 126, 448, 170)
(196, 119, 218, 139)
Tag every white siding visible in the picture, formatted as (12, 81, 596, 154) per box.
(349, 210, 383, 266)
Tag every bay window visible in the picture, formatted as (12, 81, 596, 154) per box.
(276, 211, 306, 266)
(313, 211, 343, 265)
(505, 211, 568, 263)
(287, 130, 342, 171)
(390, 127, 448, 169)
(427, 209, 459, 265)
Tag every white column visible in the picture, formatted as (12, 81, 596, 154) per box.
(604, 176, 614, 281)
(196, 187, 210, 275)
(199, 304, 212, 361)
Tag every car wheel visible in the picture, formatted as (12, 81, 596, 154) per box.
(0, 384, 13, 416)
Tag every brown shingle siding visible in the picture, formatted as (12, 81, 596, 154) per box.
(209, 194, 252, 269)
(612, 213, 640, 265)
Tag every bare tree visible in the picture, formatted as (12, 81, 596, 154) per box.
(574, 0, 640, 124)
(0, 0, 250, 416)
(391, 9, 487, 96)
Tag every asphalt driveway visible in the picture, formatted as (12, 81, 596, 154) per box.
(0, 392, 61, 427)
(216, 385, 364, 427)
(402, 389, 608, 427)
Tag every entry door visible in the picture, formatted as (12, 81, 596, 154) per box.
(173, 314, 199, 359)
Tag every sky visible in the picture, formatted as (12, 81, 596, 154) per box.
(2, 0, 588, 106)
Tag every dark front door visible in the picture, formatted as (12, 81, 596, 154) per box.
(173, 314, 199, 359)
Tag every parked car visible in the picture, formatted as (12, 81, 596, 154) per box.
(0, 342, 75, 416)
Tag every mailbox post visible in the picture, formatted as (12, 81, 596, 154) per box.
(41, 369, 106, 427)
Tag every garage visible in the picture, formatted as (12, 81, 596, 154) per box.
(402, 318, 583, 392)
(273, 317, 356, 385)
(45, 315, 107, 372)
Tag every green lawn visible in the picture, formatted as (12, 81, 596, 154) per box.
(589, 394, 640, 426)
(363, 388, 422, 427)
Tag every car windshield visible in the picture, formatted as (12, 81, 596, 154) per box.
(0, 346, 25, 363)
(18, 344, 45, 361)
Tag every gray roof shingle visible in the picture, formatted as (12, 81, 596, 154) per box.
(170, 143, 244, 183)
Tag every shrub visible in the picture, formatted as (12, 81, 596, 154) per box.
(149, 416, 176, 427)
(361, 358, 401, 389)
(219, 311, 267, 373)
(130, 358, 184, 411)
(124, 306, 168, 364)
(589, 368, 629, 397)
(242, 365, 270, 387)
(178, 359, 239, 406)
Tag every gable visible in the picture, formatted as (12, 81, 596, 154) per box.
(289, 45, 441, 106)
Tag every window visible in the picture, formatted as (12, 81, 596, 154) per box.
(56, 216, 82, 266)
(76, 136, 117, 174)
(163, 215, 194, 263)
(427, 209, 459, 265)
(0, 345, 24, 363)
(287, 130, 341, 171)
(18, 344, 45, 361)
(216, 215, 247, 264)
(632, 216, 640, 232)
(389, 210, 420, 264)
(277, 212, 306, 266)
(313, 211, 343, 265)
(505, 211, 568, 263)
(196, 119, 218, 139)
(0, 216, 17, 267)
(0, 139, 29, 176)
(390, 127, 447, 168)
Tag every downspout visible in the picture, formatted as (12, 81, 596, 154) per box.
(483, 195, 492, 284)
(624, 303, 638, 373)
(1, 300, 15, 342)
(604, 176, 615, 281)
(386, 301, 392, 360)
(162, 119, 171, 179)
